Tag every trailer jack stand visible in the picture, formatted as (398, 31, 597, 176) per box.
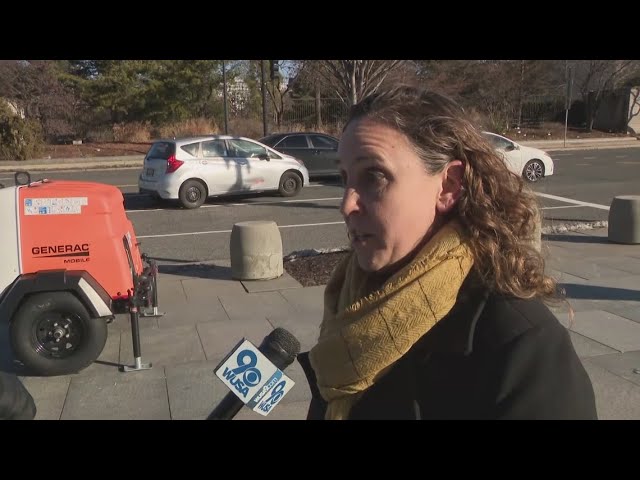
(120, 305, 152, 372)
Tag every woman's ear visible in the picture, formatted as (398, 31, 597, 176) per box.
(436, 160, 464, 214)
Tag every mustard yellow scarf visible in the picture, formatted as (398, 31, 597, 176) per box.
(308, 221, 474, 420)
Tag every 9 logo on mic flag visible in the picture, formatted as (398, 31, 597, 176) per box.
(214, 339, 295, 416)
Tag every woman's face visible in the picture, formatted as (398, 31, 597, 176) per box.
(338, 117, 452, 273)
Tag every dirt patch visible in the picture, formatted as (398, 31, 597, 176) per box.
(283, 251, 350, 287)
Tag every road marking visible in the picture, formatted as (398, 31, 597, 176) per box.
(575, 163, 590, 166)
(116, 184, 138, 188)
(540, 205, 584, 210)
(615, 155, 627, 158)
(583, 156, 597, 160)
(535, 192, 610, 210)
(136, 220, 346, 239)
(126, 197, 343, 213)
(617, 161, 638, 165)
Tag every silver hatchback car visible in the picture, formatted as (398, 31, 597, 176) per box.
(138, 135, 310, 208)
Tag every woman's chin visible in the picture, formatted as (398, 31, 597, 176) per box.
(354, 250, 384, 273)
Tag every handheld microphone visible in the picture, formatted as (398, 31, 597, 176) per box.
(207, 327, 301, 420)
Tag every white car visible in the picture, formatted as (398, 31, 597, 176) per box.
(482, 132, 554, 182)
(138, 135, 310, 208)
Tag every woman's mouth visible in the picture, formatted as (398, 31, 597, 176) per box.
(350, 231, 373, 245)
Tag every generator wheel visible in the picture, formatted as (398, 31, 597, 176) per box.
(10, 292, 108, 376)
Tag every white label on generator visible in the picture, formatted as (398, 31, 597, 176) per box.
(24, 197, 88, 215)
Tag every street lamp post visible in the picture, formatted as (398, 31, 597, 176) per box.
(261, 60, 268, 137)
(222, 60, 228, 135)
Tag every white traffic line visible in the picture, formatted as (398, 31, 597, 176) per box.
(540, 205, 584, 210)
(535, 192, 610, 210)
(126, 197, 342, 213)
(575, 163, 590, 166)
(615, 155, 627, 158)
(583, 156, 597, 160)
(137, 220, 346, 239)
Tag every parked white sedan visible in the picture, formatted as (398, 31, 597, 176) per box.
(482, 132, 554, 182)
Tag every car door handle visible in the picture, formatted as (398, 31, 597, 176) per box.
(312, 150, 321, 155)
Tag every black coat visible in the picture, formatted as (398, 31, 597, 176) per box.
(298, 284, 597, 420)
(0, 372, 36, 420)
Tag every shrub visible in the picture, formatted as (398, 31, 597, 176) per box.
(0, 114, 44, 161)
(112, 121, 153, 143)
(154, 117, 218, 139)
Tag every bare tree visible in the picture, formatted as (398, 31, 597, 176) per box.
(311, 60, 405, 106)
(573, 60, 640, 131)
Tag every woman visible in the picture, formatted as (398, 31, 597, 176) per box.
(297, 85, 597, 420)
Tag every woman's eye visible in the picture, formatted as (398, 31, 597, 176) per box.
(366, 169, 387, 183)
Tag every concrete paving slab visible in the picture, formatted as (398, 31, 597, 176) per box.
(546, 258, 633, 280)
(267, 315, 320, 353)
(196, 319, 273, 360)
(182, 276, 247, 300)
(555, 310, 640, 352)
(165, 358, 230, 420)
(233, 400, 310, 420)
(119, 325, 206, 368)
(156, 298, 230, 329)
(582, 360, 640, 420)
(589, 256, 640, 275)
(241, 272, 302, 293)
(74, 326, 123, 376)
(20, 375, 70, 420)
(569, 331, 619, 358)
(560, 280, 639, 302)
(61, 371, 170, 420)
(111, 313, 159, 331)
(278, 285, 326, 319)
(586, 350, 640, 387)
(602, 301, 640, 324)
(218, 291, 295, 323)
(545, 269, 590, 284)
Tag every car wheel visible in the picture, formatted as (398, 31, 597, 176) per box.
(278, 172, 302, 197)
(523, 159, 545, 182)
(179, 179, 207, 209)
(10, 292, 108, 376)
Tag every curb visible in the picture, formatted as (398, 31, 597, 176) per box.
(0, 138, 638, 173)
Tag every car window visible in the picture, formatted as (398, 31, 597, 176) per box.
(278, 136, 308, 148)
(309, 135, 338, 149)
(147, 142, 175, 159)
(180, 142, 200, 157)
(227, 139, 268, 158)
(483, 133, 513, 150)
(201, 140, 227, 157)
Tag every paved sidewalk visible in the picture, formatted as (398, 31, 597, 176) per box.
(2, 227, 638, 420)
(0, 137, 638, 173)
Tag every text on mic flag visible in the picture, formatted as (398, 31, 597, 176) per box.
(214, 338, 295, 416)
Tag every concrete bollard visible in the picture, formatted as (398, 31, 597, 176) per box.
(230, 220, 283, 280)
(608, 195, 640, 244)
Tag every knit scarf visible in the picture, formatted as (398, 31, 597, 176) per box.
(308, 220, 474, 420)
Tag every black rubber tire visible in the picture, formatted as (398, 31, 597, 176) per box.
(179, 179, 207, 209)
(9, 292, 108, 376)
(278, 172, 302, 197)
(523, 159, 545, 183)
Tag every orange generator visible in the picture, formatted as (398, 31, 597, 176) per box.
(0, 172, 158, 376)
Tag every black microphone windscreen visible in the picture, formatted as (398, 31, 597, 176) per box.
(266, 327, 301, 357)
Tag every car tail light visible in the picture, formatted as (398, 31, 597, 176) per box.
(166, 154, 184, 173)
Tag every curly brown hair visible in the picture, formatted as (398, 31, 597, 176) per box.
(346, 85, 559, 302)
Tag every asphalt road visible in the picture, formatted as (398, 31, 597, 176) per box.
(2, 146, 638, 262)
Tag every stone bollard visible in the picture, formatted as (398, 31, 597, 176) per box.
(608, 195, 640, 244)
(230, 220, 283, 280)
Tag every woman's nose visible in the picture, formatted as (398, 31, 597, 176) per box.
(340, 187, 361, 217)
